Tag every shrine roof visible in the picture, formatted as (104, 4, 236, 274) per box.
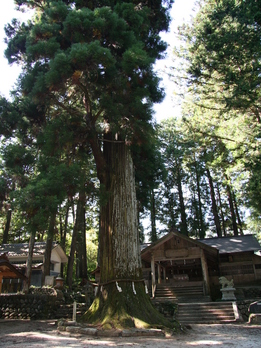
(200, 234, 261, 254)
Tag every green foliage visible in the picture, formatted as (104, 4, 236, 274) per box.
(183, 0, 261, 113)
(1, 0, 173, 303)
(172, 0, 261, 232)
(86, 227, 98, 274)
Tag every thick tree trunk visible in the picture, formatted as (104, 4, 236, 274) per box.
(99, 140, 141, 283)
(83, 139, 172, 329)
(42, 211, 56, 285)
(206, 168, 222, 237)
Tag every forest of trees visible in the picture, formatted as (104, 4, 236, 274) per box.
(0, 0, 261, 327)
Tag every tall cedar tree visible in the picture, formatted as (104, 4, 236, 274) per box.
(4, 0, 175, 329)
(176, 0, 261, 218)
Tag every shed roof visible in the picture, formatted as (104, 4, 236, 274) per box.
(200, 235, 261, 254)
(0, 254, 26, 279)
(0, 242, 67, 262)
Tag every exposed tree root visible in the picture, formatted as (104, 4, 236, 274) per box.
(80, 281, 180, 332)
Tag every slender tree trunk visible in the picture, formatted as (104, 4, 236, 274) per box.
(59, 204, 68, 246)
(225, 175, 238, 236)
(150, 189, 157, 242)
(216, 183, 227, 237)
(77, 193, 88, 282)
(59, 213, 64, 278)
(233, 193, 243, 235)
(67, 189, 85, 289)
(195, 164, 205, 239)
(206, 168, 222, 237)
(2, 208, 11, 244)
(137, 206, 145, 244)
(42, 211, 56, 285)
(23, 229, 36, 292)
(176, 163, 188, 236)
(168, 191, 177, 230)
(60, 202, 70, 278)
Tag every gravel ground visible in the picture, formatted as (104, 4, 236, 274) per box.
(0, 320, 261, 348)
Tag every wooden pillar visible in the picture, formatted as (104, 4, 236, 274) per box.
(151, 253, 156, 298)
(163, 267, 166, 283)
(157, 263, 161, 284)
(252, 255, 257, 280)
(201, 249, 210, 295)
(0, 274, 3, 294)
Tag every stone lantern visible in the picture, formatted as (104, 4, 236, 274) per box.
(55, 275, 64, 289)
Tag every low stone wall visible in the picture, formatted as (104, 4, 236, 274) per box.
(235, 287, 261, 300)
(0, 293, 60, 320)
(237, 300, 257, 321)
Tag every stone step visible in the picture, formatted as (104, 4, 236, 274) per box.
(155, 287, 204, 300)
(156, 288, 203, 292)
(156, 286, 203, 290)
(176, 302, 239, 324)
(155, 291, 203, 297)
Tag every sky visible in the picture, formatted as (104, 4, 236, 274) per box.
(0, 0, 197, 121)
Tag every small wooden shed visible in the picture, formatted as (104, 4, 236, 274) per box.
(0, 254, 26, 293)
(0, 242, 68, 288)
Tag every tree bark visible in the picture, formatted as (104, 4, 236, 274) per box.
(82, 139, 172, 329)
(176, 163, 188, 236)
(60, 201, 70, 278)
(99, 139, 141, 283)
(150, 189, 157, 242)
(23, 229, 36, 292)
(216, 183, 227, 237)
(225, 177, 238, 236)
(42, 211, 56, 285)
(233, 192, 244, 235)
(77, 194, 88, 282)
(206, 168, 222, 237)
(2, 208, 11, 244)
(195, 163, 205, 239)
(67, 189, 86, 289)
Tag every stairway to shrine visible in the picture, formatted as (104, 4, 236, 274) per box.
(153, 282, 210, 302)
(176, 301, 241, 324)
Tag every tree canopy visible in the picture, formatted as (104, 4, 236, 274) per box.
(1, 0, 175, 330)
(170, 0, 261, 233)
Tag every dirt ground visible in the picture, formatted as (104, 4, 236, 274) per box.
(0, 320, 260, 348)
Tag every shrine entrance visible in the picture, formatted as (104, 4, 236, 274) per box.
(141, 231, 219, 298)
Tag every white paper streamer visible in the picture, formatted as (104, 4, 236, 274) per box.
(132, 282, 136, 295)
(116, 281, 122, 292)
